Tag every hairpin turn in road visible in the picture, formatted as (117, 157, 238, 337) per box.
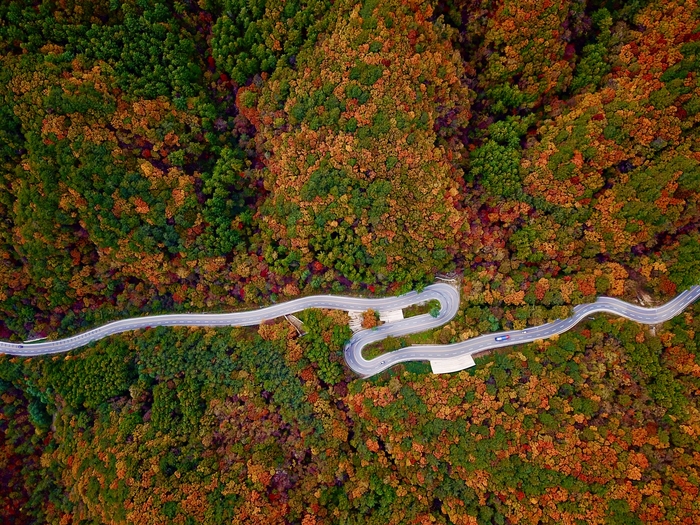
(1, 283, 699, 378)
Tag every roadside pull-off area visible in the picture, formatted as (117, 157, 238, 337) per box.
(1, 284, 699, 378)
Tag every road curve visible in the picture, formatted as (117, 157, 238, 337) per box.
(1, 284, 698, 378)
(0, 283, 459, 358)
(350, 284, 700, 376)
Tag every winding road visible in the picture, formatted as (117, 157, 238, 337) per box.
(350, 284, 700, 376)
(1, 283, 698, 377)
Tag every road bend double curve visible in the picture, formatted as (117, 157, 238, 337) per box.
(1, 283, 699, 378)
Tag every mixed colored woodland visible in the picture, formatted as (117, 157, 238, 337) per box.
(1, 0, 700, 523)
(3, 306, 700, 523)
(0, 0, 698, 337)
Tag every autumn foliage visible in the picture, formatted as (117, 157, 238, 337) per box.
(0, 0, 697, 343)
(257, 0, 472, 284)
(1, 0, 700, 522)
(3, 304, 700, 523)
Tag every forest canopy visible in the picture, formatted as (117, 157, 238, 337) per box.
(1, 0, 700, 523)
(256, 0, 471, 284)
(0, 0, 697, 340)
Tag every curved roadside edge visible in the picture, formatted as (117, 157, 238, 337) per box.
(348, 285, 700, 376)
(1, 283, 698, 380)
(0, 283, 460, 359)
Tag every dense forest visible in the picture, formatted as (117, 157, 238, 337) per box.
(0, 0, 697, 341)
(1, 0, 699, 523)
(3, 306, 700, 523)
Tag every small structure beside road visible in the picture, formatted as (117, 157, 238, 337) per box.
(379, 310, 404, 323)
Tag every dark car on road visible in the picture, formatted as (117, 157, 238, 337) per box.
(494, 335, 510, 342)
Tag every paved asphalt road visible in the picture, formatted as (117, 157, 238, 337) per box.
(0, 283, 459, 357)
(1, 283, 698, 378)
(350, 285, 700, 376)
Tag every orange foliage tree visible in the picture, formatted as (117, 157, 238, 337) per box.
(256, 0, 472, 286)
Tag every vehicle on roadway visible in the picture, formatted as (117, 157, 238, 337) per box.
(494, 335, 510, 342)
